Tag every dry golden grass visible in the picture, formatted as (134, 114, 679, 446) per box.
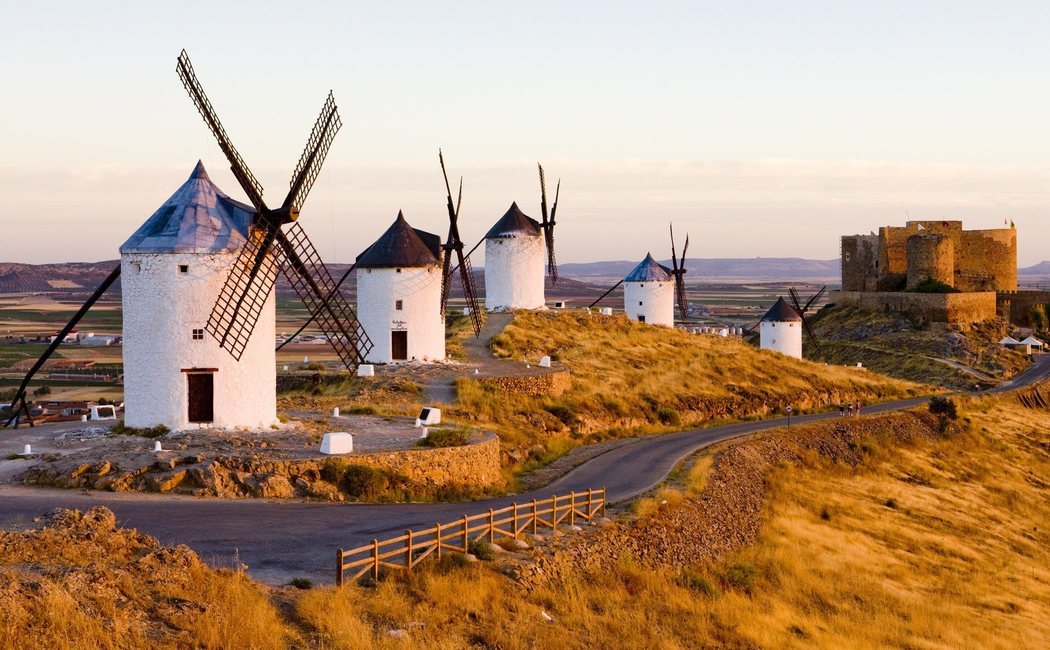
(450, 310, 919, 471)
(4, 389, 1045, 648)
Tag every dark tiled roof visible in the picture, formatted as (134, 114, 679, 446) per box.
(485, 202, 540, 239)
(120, 161, 255, 254)
(356, 211, 441, 268)
(762, 297, 802, 322)
(624, 253, 673, 282)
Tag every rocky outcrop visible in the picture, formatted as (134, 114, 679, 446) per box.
(21, 435, 501, 500)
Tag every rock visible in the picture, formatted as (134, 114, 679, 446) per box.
(527, 534, 548, 544)
(594, 517, 614, 528)
(540, 610, 555, 623)
(145, 470, 188, 493)
(483, 542, 506, 554)
(509, 538, 530, 550)
(566, 525, 583, 532)
(386, 629, 408, 639)
(462, 553, 479, 563)
(257, 475, 295, 499)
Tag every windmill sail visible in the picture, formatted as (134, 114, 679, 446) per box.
(438, 151, 481, 336)
(538, 163, 560, 283)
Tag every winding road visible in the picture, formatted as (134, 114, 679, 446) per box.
(1, 355, 1047, 585)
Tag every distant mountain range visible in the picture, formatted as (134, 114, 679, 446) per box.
(3, 258, 1050, 296)
(558, 258, 841, 279)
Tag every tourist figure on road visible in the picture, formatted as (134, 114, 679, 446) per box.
(839, 404, 845, 417)
(847, 403, 854, 417)
(855, 399, 861, 416)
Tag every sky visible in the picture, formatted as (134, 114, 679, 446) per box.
(2, 1, 1049, 266)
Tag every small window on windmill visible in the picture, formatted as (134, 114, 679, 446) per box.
(845, 253, 851, 261)
(639, 301, 643, 306)
(396, 268, 402, 274)
(395, 300, 403, 310)
(179, 264, 189, 274)
(192, 328, 204, 340)
(130, 261, 141, 274)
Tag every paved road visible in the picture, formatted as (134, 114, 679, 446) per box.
(2, 355, 1046, 585)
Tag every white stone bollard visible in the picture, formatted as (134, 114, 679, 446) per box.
(303, 356, 309, 364)
(357, 364, 375, 377)
(153, 440, 164, 452)
(332, 407, 340, 417)
(283, 365, 289, 372)
(463, 307, 471, 316)
(320, 432, 354, 455)
(420, 426, 429, 440)
(81, 415, 88, 422)
(539, 355, 552, 368)
(474, 368, 479, 374)
(21, 444, 32, 456)
(600, 307, 613, 316)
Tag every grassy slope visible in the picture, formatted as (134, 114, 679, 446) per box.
(809, 306, 1029, 389)
(451, 310, 918, 469)
(4, 390, 1045, 648)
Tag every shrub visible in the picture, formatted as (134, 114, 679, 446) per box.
(33, 385, 51, 396)
(545, 403, 578, 426)
(289, 578, 313, 590)
(718, 563, 758, 593)
(929, 396, 958, 420)
(676, 570, 718, 597)
(340, 464, 409, 500)
(467, 539, 495, 561)
(416, 429, 470, 448)
(906, 278, 959, 294)
(110, 421, 169, 438)
(656, 406, 682, 426)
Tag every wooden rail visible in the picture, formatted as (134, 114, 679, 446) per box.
(336, 487, 606, 585)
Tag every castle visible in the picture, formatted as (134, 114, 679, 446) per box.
(836, 220, 1016, 324)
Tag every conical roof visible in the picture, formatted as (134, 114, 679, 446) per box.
(485, 202, 541, 239)
(356, 211, 442, 268)
(624, 253, 673, 282)
(120, 162, 255, 254)
(761, 297, 802, 322)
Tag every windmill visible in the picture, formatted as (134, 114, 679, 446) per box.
(788, 285, 827, 353)
(175, 49, 371, 370)
(438, 150, 482, 337)
(669, 223, 690, 320)
(537, 163, 562, 283)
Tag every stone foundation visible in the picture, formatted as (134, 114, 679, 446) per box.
(477, 371, 572, 397)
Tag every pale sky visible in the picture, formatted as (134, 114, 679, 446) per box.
(3, 1, 1048, 265)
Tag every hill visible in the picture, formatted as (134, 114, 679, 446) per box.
(558, 257, 840, 279)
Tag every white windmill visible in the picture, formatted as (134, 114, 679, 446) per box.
(356, 212, 444, 363)
(622, 254, 675, 326)
(759, 297, 803, 359)
(483, 164, 561, 311)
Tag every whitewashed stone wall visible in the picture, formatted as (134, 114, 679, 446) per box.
(484, 235, 545, 310)
(760, 320, 803, 359)
(624, 280, 675, 327)
(357, 266, 444, 363)
(120, 252, 277, 431)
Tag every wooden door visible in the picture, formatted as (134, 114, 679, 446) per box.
(187, 373, 214, 423)
(391, 330, 408, 360)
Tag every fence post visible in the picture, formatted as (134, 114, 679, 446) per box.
(372, 539, 380, 581)
(406, 529, 413, 570)
(435, 523, 443, 560)
(512, 503, 519, 537)
(601, 486, 607, 516)
(488, 508, 495, 543)
(531, 498, 538, 535)
(462, 514, 469, 552)
(570, 490, 576, 527)
(552, 495, 558, 532)
(336, 548, 344, 587)
(587, 488, 593, 520)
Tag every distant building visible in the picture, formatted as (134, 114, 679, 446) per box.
(356, 212, 445, 363)
(837, 220, 1016, 324)
(760, 297, 803, 359)
(622, 253, 674, 327)
(484, 203, 546, 311)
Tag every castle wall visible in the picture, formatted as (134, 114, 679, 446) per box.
(623, 280, 675, 327)
(484, 235, 546, 311)
(357, 265, 445, 363)
(833, 290, 996, 324)
(121, 252, 277, 431)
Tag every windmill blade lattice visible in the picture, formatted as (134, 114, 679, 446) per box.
(178, 49, 369, 370)
(439, 150, 482, 336)
(538, 164, 560, 283)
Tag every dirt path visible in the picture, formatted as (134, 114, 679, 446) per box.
(419, 312, 562, 404)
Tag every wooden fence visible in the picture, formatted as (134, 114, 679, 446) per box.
(337, 487, 606, 585)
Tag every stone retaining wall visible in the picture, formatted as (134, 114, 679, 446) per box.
(477, 371, 571, 397)
(833, 290, 996, 324)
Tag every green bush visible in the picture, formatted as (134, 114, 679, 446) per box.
(676, 570, 718, 597)
(339, 464, 409, 500)
(110, 421, 169, 438)
(906, 278, 959, 294)
(928, 396, 958, 420)
(416, 429, 470, 448)
(718, 562, 758, 593)
(656, 406, 682, 425)
(33, 385, 51, 396)
(545, 403, 578, 426)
